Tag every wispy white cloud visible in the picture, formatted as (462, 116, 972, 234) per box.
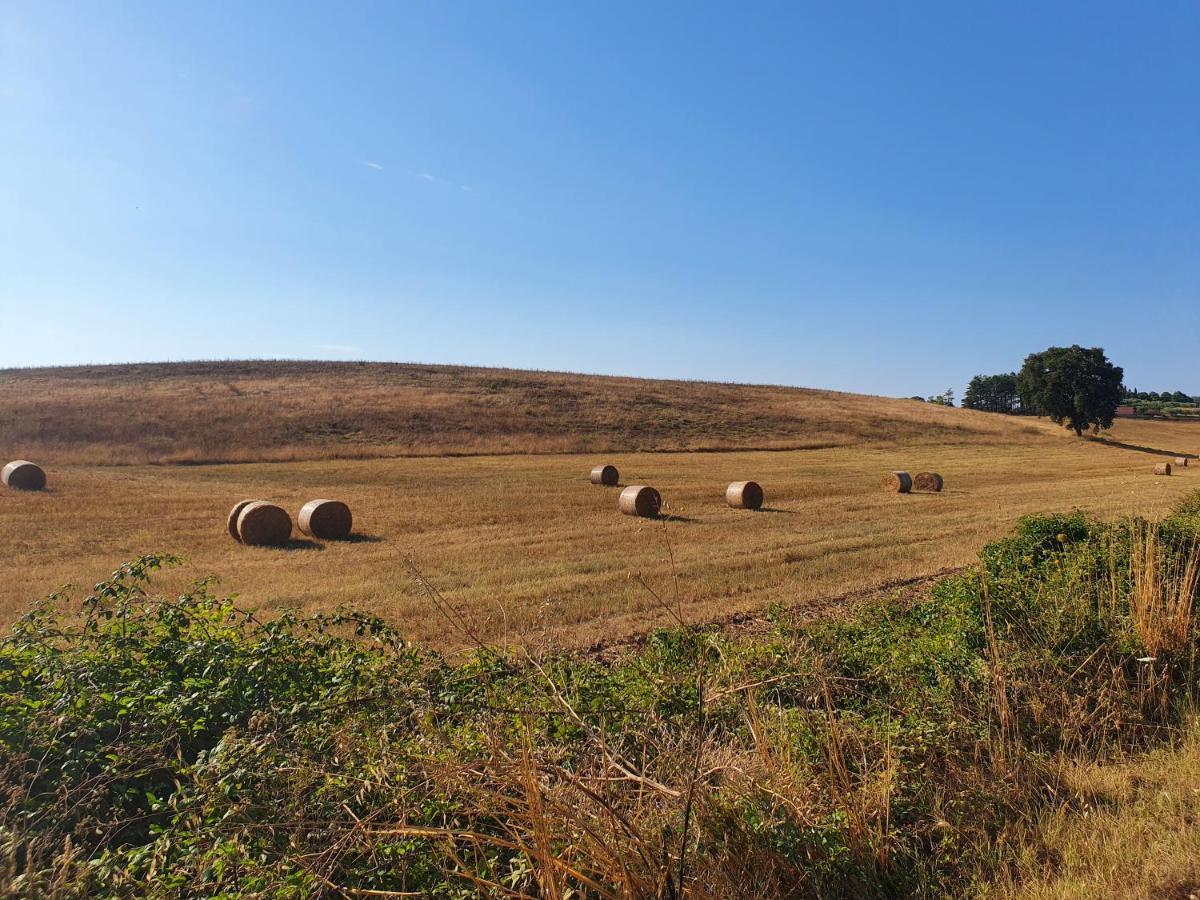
(360, 160, 384, 171)
(315, 343, 363, 354)
(412, 170, 472, 192)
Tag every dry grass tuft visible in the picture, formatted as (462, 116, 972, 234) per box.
(1125, 524, 1199, 660)
(983, 718, 1200, 899)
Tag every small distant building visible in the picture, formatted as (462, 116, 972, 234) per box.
(1115, 405, 1136, 418)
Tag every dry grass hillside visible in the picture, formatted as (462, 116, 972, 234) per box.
(0, 360, 1053, 465)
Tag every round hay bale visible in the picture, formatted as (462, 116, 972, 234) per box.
(236, 501, 292, 546)
(298, 499, 353, 540)
(726, 480, 764, 510)
(913, 472, 944, 492)
(881, 471, 912, 493)
(1175, 457, 1189, 468)
(2, 460, 46, 491)
(590, 464, 619, 486)
(226, 499, 262, 542)
(619, 485, 661, 518)
(1154, 463, 1172, 476)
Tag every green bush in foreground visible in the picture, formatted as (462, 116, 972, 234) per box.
(2, 494, 1199, 897)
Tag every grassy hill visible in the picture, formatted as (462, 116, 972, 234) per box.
(0, 360, 1053, 465)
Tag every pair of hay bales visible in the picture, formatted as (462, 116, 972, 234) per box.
(882, 471, 943, 494)
(592, 464, 662, 518)
(227, 498, 353, 546)
(619, 481, 765, 517)
(1157, 458, 1193, 475)
(594, 465, 764, 517)
(2, 460, 46, 491)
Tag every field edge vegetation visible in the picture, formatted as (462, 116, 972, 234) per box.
(3, 492, 1200, 896)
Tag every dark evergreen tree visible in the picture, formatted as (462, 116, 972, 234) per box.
(964, 373, 1020, 413)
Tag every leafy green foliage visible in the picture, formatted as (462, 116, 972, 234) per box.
(926, 388, 955, 407)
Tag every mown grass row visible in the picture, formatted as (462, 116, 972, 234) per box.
(3, 493, 1199, 897)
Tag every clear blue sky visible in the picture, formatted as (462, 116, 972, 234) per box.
(2, 2, 1197, 397)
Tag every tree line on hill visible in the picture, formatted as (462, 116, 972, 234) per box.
(922, 344, 1195, 434)
(1123, 388, 1198, 404)
(955, 345, 1126, 436)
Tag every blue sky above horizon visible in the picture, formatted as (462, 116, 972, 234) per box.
(2, 2, 1197, 398)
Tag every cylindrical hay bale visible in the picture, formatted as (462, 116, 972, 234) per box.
(590, 464, 619, 486)
(913, 472, 944, 492)
(726, 480, 764, 510)
(2, 460, 46, 491)
(881, 471, 913, 493)
(1154, 463, 1172, 476)
(298, 499, 353, 540)
(227, 499, 262, 542)
(1175, 457, 1189, 468)
(619, 485, 661, 518)
(236, 501, 292, 546)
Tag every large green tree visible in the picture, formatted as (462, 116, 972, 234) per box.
(1016, 345, 1124, 436)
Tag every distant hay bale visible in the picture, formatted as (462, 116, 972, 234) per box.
(590, 464, 619, 486)
(298, 499, 353, 540)
(2, 460, 46, 491)
(726, 480, 764, 510)
(236, 501, 292, 546)
(1154, 463, 1172, 476)
(881, 471, 913, 493)
(1175, 457, 1189, 467)
(227, 499, 262, 542)
(619, 485, 661, 517)
(914, 472, 944, 492)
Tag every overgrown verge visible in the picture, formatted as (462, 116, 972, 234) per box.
(2, 494, 1199, 897)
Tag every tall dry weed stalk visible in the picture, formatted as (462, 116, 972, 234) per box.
(982, 577, 1018, 772)
(1127, 525, 1199, 660)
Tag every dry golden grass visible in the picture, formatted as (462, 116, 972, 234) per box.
(984, 719, 1200, 899)
(2, 416, 1196, 649)
(0, 360, 1054, 464)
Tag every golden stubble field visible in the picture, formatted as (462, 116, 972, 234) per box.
(2, 417, 1197, 651)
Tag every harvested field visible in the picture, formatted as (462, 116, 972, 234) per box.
(1, 418, 1195, 650)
